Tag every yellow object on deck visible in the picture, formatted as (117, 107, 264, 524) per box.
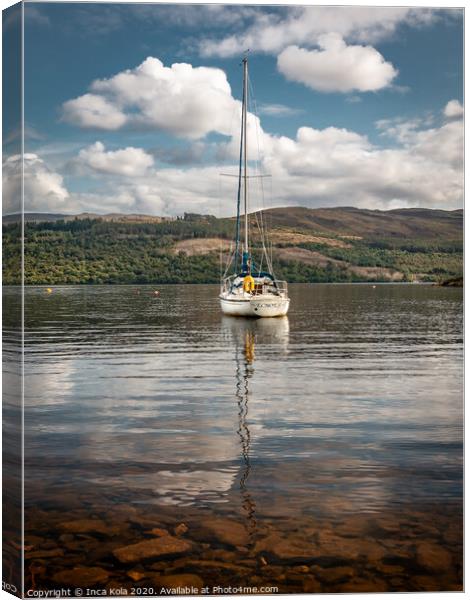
(243, 275, 255, 293)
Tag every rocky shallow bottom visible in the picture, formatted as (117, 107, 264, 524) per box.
(19, 500, 462, 595)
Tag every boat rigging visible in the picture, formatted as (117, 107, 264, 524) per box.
(219, 57, 290, 318)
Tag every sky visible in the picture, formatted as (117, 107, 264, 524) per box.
(2, 2, 464, 216)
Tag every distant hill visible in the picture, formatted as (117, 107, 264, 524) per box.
(3, 212, 68, 224)
(4, 205, 462, 239)
(2, 206, 463, 285)
(3, 212, 174, 224)
(261, 206, 463, 241)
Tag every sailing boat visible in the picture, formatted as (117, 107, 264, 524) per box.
(219, 57, 290, 318)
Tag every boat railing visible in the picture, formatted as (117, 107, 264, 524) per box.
(273, 280, 289, 298)
(256, 280, 288, 297)
(221, 276, 289, 298)
(221, 276, 237, 295)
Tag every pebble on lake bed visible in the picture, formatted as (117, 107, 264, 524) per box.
(149, 527, 169, 537)
(174, 523, 189, 537)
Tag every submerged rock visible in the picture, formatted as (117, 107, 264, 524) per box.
(53, 566, 110, 587)
(200, 518, 249, 547)
(127, 570, 146, 582)
(113, 536, 192, 563)
(376, 563, 405, 575)
(59, 519, 117, 536)
(255, 533, 314, 560)
(29, 563, 47, 578)
(302, 577, 322, 593)
(315, 566, 355, 583)
(416, 543, 453, 572)
(182, 559, 251, 574)
(412, 575, 442, 591)
(335, 516, 373, 538)
(23, 535, 44, 546)
(316, 530, 361, 561)
(336, 577, 388, 593)
(25, 549, 64, 559)
(202, 549, 237, 563)
(356, 539, 386, 562)
(59, 534, 75, 544)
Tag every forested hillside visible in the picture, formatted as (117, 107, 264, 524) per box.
(3, 207, 462, 285)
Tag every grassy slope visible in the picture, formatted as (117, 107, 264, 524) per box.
(2, 207, 463, 285)
(260, 206, 462, 240)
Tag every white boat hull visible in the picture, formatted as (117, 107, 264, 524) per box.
(250, 295, 290, 318)
(219, 296, 254, 317)
(220, 294, 290, 318)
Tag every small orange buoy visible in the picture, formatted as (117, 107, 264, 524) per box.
(46, 288, 53, 294)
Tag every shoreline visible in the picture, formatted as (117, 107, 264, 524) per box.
(6, 281, 451, 289)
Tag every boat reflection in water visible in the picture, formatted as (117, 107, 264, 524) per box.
(222, 316, 290, 543)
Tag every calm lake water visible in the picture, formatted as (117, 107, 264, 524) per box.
(15, 284, 464, 592)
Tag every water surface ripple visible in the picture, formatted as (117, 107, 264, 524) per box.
(13, 283, 463, 592)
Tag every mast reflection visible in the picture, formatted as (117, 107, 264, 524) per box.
(235, 327, 257, 540)
(223, 316, 290, 544)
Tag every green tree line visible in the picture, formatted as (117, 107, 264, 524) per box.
(2, 218, 463, 285)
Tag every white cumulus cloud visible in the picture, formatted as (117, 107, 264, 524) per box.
(62, 93, 127, 130)
(411, 121, 463, 170)
(3, 154, 70, 214)
(260, 119, 462, 210)
(62, 57, 243, 139)
(9, 97, 463, 217)
(443, 99, 463, 119)
(258, 103, 304, 117)
(78, 142, 154, 176)
(199, 6, 438, 57)
(277, 34, 398, 93)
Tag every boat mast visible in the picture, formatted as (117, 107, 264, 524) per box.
(242, 56, 249, 255)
